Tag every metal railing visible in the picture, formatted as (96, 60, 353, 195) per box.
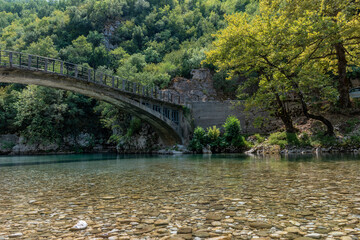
(0, 50, 185, 106)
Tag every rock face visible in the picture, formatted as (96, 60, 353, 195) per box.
(116, 121, 163, 153)
(0, 134, 18, 154)
(0, 133, 111, 155)
(166, 69, 218, 102)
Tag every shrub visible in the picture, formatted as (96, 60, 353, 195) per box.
(207, 125, 220, 142)
(206, 125, 221, 152)
(188, 126, 206, 153)
(309, 131, 337, 147)
(267, 131, 300, 148)
(223, 116, 241, 139)
(193, 126, 206, 142)
(268, 132, 288, 148)
(343, 135, 360, 147)
(126, 117, 142, 138)
(223, 116, 246, 147)
(344, 118, 360, 134)
(253, 133, 265, 144)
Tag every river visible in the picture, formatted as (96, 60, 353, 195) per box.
(0, 153, 360, 239)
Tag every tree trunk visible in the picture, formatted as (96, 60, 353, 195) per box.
(295, 87, 335, 136)
(274, 93, 297, 133)
(334, 42, 351, 108)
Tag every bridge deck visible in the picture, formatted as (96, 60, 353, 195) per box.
(0, 50, 189, 144)
(0, 50, 184, 107)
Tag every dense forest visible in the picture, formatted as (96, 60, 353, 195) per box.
(0, 0, 258, 149)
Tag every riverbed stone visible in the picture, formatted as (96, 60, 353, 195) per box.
(206, 213, 223, 221)
(249, 222, 272, 229)
(177, 227, 192, 234)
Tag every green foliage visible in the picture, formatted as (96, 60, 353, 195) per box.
(342, 135, 360, 148)
(0, 85, 19, 134)
(0, 0, 260, 149)
(1, 140, 15, 150)
(205, 0, 360, 133)
(309, 132, 338, 147)
(188, 126, 206, 153)
(125, 118, 142, 138)
(267, 132, 300, 148)
(189, 116, 250, 153)
(13, 85, 104, 144)
(253, 133, 265, 144)
(207, 125, 220, 142)
(344, 118, 360, 134)
(212, 71, 239, 97)
(223, 115, 245, 147)
(25, 36, 58, 58)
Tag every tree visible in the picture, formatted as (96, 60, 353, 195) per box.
(59, 35, 92, 64)
(264, 0, 360, 108)
(14, 86, 68, 144)
(25, 36, 58, 58)
(206, 1, 336, 135)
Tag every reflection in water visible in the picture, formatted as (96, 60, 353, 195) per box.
(0, 154, 360, 239)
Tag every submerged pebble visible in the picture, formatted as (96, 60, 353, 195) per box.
(0, 154, 360, 239)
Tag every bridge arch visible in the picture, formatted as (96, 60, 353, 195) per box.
(0, 50, 187, 145)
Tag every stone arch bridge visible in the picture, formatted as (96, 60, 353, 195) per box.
(0, 50, 190, 145)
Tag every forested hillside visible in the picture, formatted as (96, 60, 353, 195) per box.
(0, 0, 258, 150)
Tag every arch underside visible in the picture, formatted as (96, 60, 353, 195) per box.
(0, 68, 182, 145)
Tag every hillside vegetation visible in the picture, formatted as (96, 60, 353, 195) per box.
(0, 0, 258, 149)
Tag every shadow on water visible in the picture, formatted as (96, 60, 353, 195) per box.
(0, 153, 253, 168)
(0, 152, 359, 168)
(0, 153, 147, 167)
(280, 153, 360, 162)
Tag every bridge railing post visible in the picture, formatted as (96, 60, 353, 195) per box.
(28, 55, 32, 69)
(156, 87, 160, 100)
(74, 65, 78, 78)
(104, 74, 108, 85)
(44, 58, 48, 72)
(133, 82, 137, 94)
(88, 69, 91, 81)
(99, 73, 103, 84)
(9, 51, 12, 67)
(60, 62, 63, 75)
(115, 77, 119, 88)
(122, 79, 126, 91)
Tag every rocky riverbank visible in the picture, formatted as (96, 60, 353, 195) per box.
(246, 145, 360, 155)
(0, 134, 116, 155)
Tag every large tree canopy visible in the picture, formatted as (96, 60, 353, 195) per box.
(205, 0, 359, 135)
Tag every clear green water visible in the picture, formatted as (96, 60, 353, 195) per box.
(1, 153, 360, 239)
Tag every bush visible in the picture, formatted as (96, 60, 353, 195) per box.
(309, 131, 337, 147)
(206, 125, 221, 152)
(207, 125, 220, 142)
(253, 133, 265, 144)
(223, 116, 245, 147)
(126, 117, 141, 138)
(188, 126, 206, 153)
(343, 135, 360, 147)
(223, 115, 241, 137)
(267, 131, 300, 148)
(344, 118, 360, 134)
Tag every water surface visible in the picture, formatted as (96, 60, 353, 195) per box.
(0, 153, 360, 239)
